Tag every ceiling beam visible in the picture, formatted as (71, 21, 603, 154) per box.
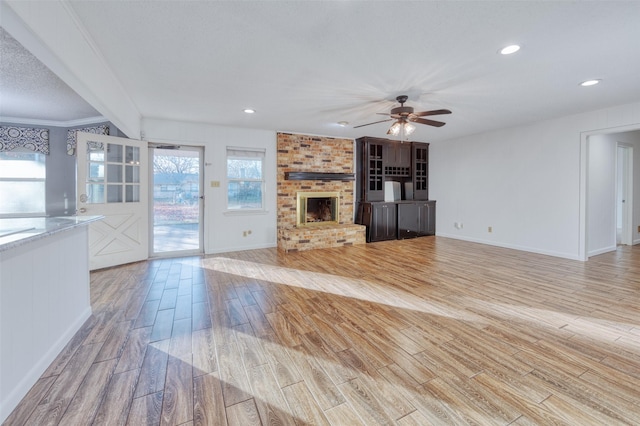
(1, 0, 141, 138)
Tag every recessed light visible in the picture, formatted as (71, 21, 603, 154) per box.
(337, 121, 349, 127)
(243, 108, 255, 114)
(499, 44, 521, 55)
(580, 79, 601, 87)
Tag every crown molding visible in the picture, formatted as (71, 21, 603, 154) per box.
(0, 116, 108, 128)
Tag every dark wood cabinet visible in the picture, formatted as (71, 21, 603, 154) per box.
(356, 138, 385, 202)
(412, 143, 429, 200)
(355, 137, 435, 242)
(397, 200, 436, 239)
(418, 200, 436, 235)
(384, 142, 411, 177)
(360, 202, 397, 242)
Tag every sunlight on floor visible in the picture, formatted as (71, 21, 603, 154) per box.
(462, 297, 640, 349)
(200, 257, 481, 322)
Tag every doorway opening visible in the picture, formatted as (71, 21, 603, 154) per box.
(581, 126, 639, 260)
(150, 145, 203, 256)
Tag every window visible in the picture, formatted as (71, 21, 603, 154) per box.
(0, 151, 46, 217)
(226, 147, 265, 210)
(84, 142, 141, 204)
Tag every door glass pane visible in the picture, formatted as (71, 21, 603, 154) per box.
(86, 183, 104, 203)
(126, 185, 140, 202)
(152, 147, 201, 253)
(107, 164, 123, 183)
(107, 144, 123, 162)
(126, 146, 140, 163)
(107, 184, 122, 202)
(88, 144, 104, 161)
(88, 163, 104, 181)
(125, 165, 140, 183)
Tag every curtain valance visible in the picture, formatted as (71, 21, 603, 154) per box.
(0, 126, 50, 154)
(66, 125, 109, 155)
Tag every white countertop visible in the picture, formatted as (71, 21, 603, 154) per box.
(0, 216, 104, 252)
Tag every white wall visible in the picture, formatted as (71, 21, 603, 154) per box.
(142, 118, 277, 254)
(431, 101, 640, 260)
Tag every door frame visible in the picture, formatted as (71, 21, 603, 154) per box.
(148, 143, 204, 257)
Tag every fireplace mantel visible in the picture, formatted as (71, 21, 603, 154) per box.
(284, 172, 355, 181)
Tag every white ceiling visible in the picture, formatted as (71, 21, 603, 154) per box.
(2, 1, 640, 141)
(0, 27, 100, 123)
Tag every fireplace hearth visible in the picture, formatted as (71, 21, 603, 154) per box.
(296, 191, 339, 227)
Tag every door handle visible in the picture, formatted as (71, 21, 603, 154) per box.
(78, 208, 87, 213)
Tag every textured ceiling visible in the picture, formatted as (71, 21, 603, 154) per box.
(0, 27, 100, 123)
(2, 1, 640, 141)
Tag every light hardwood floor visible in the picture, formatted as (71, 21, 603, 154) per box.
(4, 237, 640, 425)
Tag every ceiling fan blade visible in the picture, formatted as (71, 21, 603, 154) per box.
(413, 109, 452, 117)
(377, 113, 403, 120)
(410, 117, 447, 127)
(353, 118, 393, 129)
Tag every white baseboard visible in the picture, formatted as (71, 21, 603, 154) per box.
(206, 242, 277, 255)
(588, 245, 618, 257)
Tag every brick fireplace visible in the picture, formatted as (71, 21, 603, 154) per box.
(277, 133, 366, 252)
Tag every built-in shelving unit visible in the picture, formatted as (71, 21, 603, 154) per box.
(355, 136, 436, 242)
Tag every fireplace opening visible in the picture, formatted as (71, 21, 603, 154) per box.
(296, 191, 340, 227)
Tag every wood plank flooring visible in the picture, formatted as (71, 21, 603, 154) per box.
(4, 237, 640, 425)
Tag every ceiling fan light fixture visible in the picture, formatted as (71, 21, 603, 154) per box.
(387, 120, 415, 137)
(388, 121, 401, 136)
(404, 122, 416, 135)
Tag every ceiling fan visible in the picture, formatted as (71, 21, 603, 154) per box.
(354, 95, 451, 136)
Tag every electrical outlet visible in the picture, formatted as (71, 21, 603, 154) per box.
(488, 226, 493, 233)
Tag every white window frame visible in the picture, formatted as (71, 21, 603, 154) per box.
(225, 147, 266, 213)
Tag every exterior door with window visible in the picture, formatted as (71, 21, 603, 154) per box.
(151, 146, 203, 256)
(76, 132, 148, 270)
